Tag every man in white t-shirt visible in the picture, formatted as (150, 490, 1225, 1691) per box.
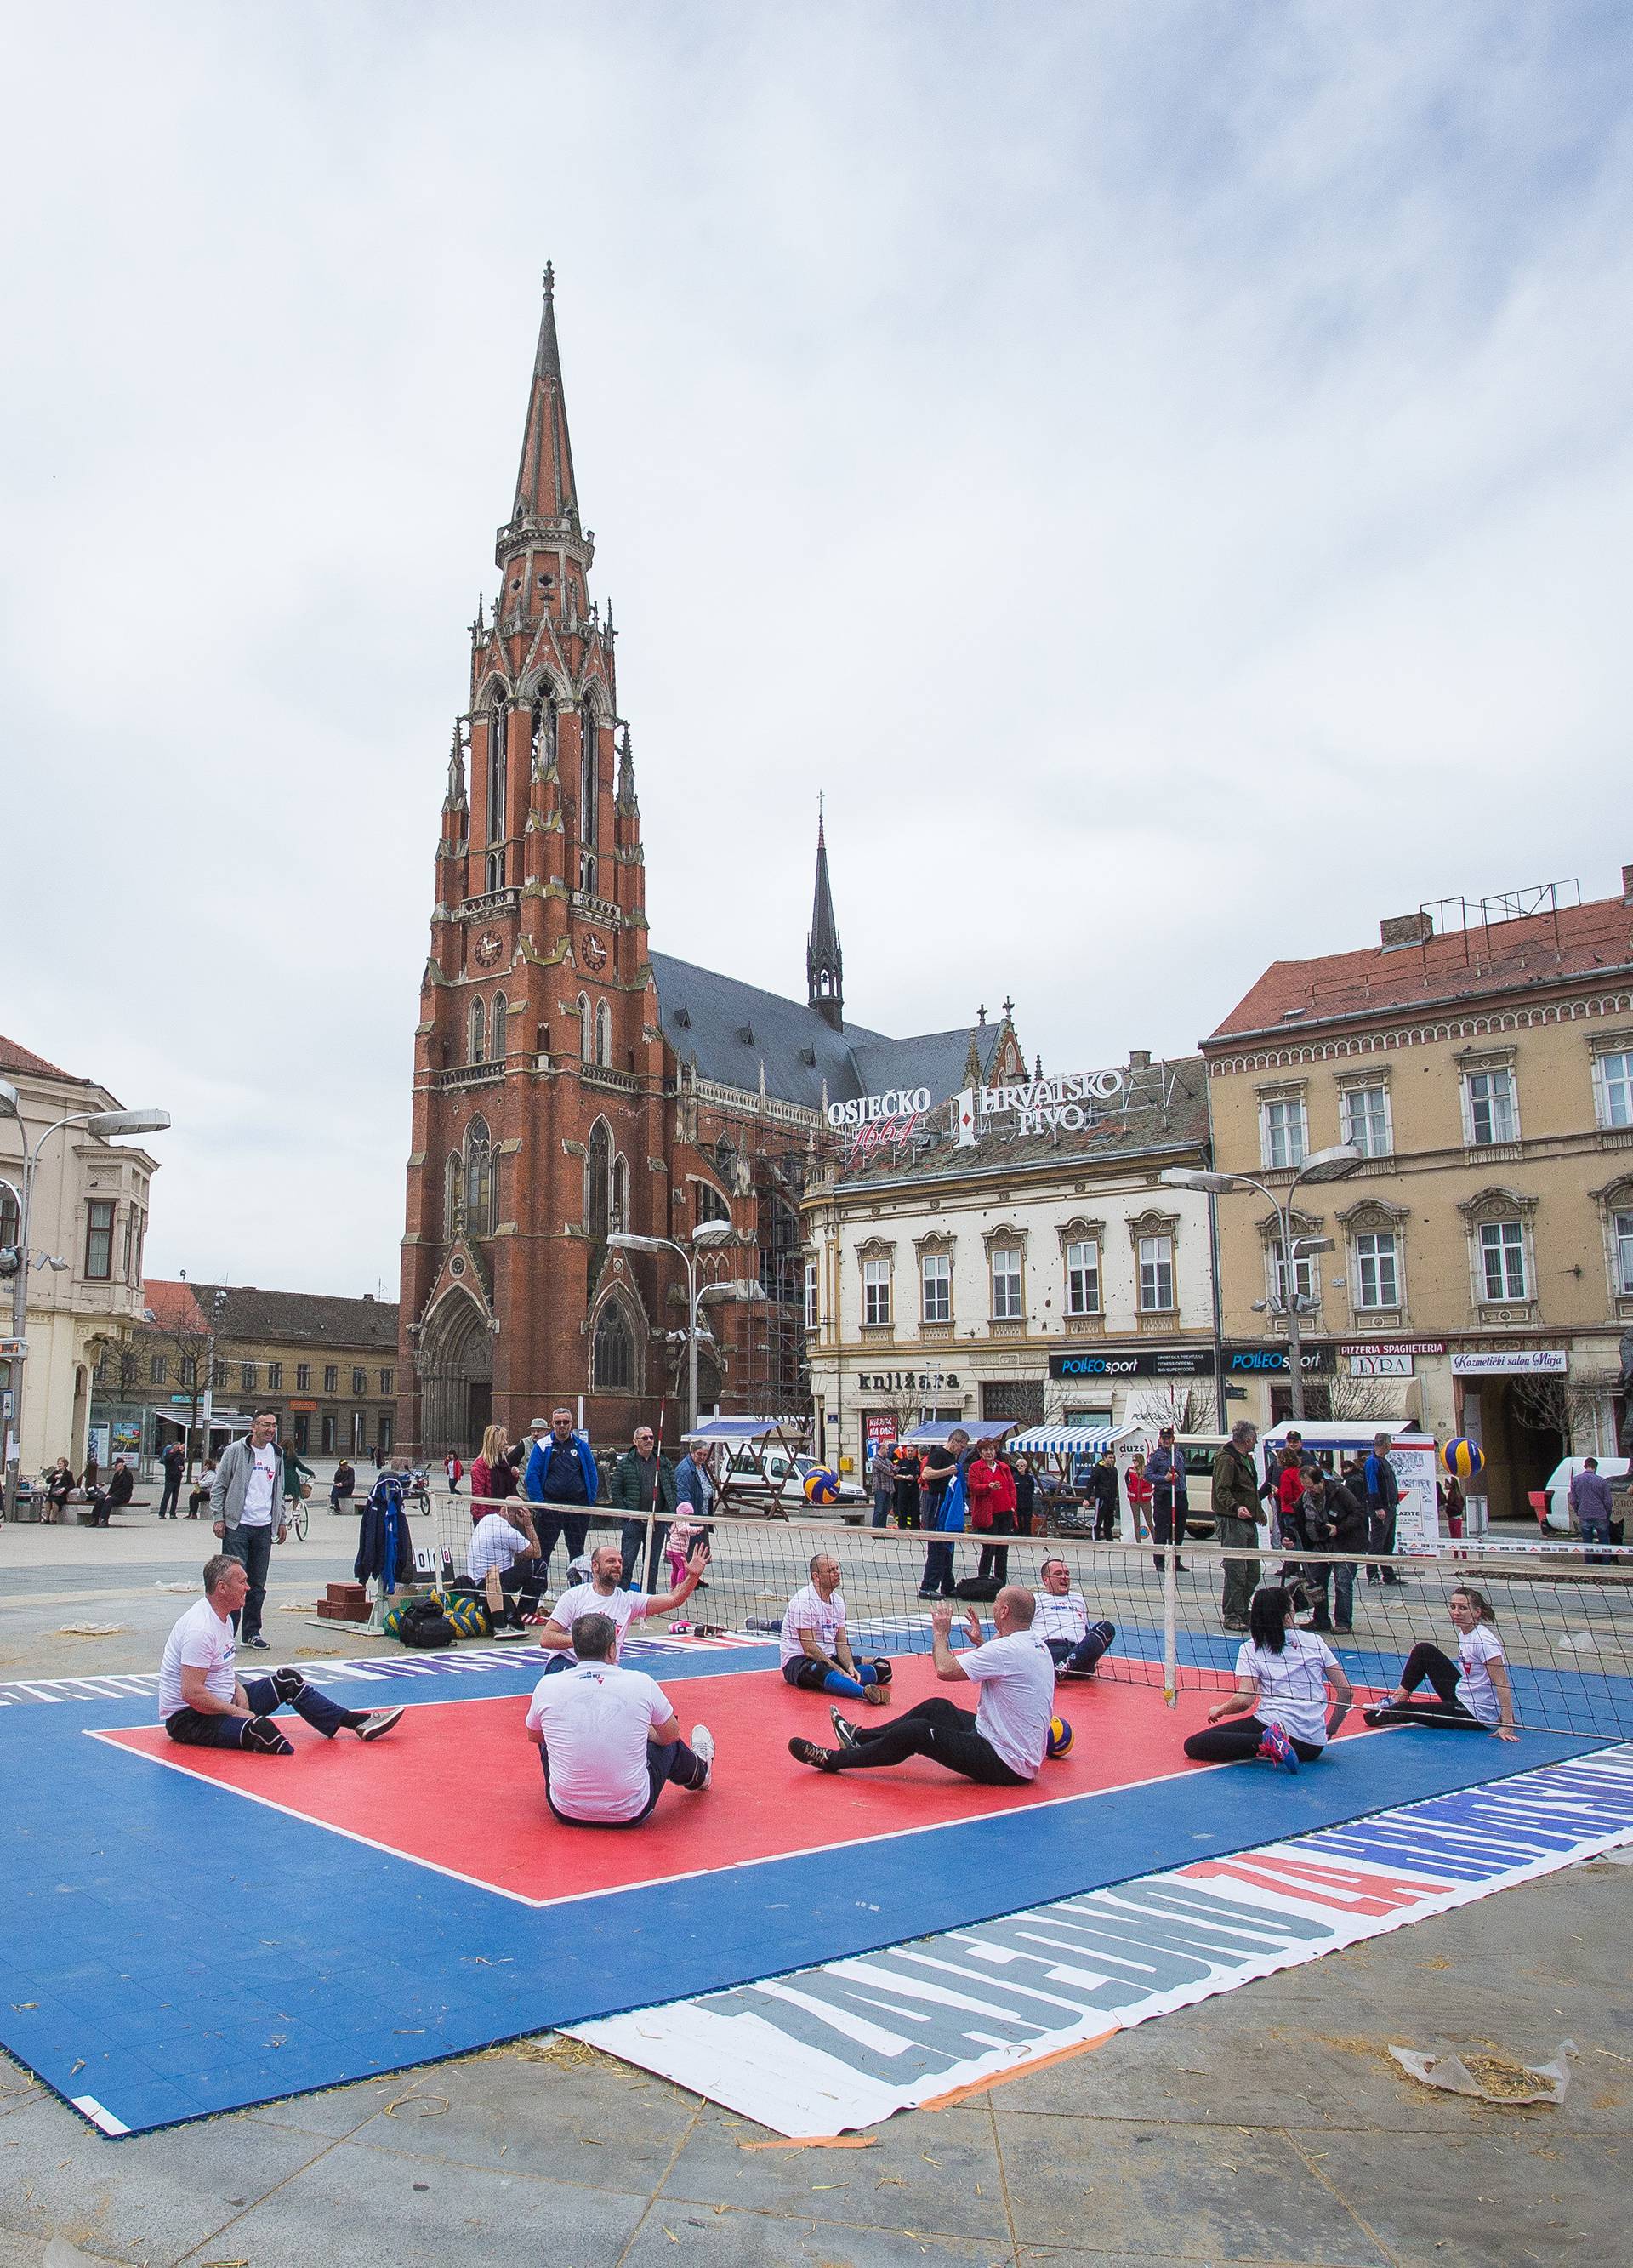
(467, 1503, 543, 1627)
(209, 1409, 286, 1649)
(1033, 1558, 1117, 1680)
(537, 1538, 710, 1671)
(160, 1554, 404, 1753)
(790, 1588, 1054, 1786)
(525, 1610, 714, 1825)
(780, 1553, 893, 1705)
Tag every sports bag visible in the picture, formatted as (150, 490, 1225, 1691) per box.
(400, 1610, 456, 1649)
(953, 1576, 1002, 1602)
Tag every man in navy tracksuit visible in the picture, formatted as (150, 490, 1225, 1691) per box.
(523, 1408, 600, 1587)
(1363, 1433, 1403, 1586)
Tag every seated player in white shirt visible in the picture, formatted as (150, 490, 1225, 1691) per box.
(537, 1538, 711, 1672)
(467, 1502, 544, 1627)
(1033, 1557, 1117, 1680)
(160, 1554, 403, 1753)
(524, 1610, 714, 1826)
(1183, 1585, 1353, 1774)
(1363, 1584, 1518, 1741)
(790, 1588, 1054, 1786)
(780, 1553, 893, 1707)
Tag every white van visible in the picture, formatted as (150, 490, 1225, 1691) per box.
(1540, 1456, 1630, 1535)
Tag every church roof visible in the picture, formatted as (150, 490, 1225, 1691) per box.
(649, 954, 1012, 1114)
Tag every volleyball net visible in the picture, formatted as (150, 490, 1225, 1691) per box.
(419, 1494, 1633, 1743)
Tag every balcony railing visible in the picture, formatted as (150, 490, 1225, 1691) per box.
(429, 1062, 505, 1091)
(457, 887, 520, 923)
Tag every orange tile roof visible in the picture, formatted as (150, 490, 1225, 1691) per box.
(1208, 891, 1633, 1043)
(140, 1279, 210, 1334)
(0, 1034, 91, 1086)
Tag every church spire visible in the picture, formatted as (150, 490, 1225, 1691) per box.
(508, 261, 582, 541)
(805, 804, 844, 1029)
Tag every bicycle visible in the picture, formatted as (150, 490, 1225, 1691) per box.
(284, 1493, 310, 1542)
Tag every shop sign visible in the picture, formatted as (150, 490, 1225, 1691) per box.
(287, 1399, 319, 1413)
(1340, 1341, 1447, 1359)
(953, 1068, 1127, 1146)
(857, 1370, 960, 1391)
(1451, 1348, 1568, 1377)
(863, 1414, 898, 1463)
(828, 1087, 931, 1131)
(1349, 1352, 1414, 1377)
(1223, 1342, 1336, 1376)
(1050, 1347, 1215, 1380)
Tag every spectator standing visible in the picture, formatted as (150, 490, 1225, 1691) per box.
(1126, 1450, 1153, 1544)
(1011, 1453, 1038, 1538)
(1088, 1449, 1120, 1542)
(611, 1423, 679, 1587)
(893, 1443, 922, 1530)
(521, 1407, 600, 1583)
(1210, 1420, 1265, 1633)
(916, 1429, 970, 1600)
(470, 1424, 518, 1516)
(445, 1450, 464, 1495)
(210, 1411, 285, 1648)
(1363, 1433, 1403, 1585)
(158, 1439, 185, 1519)
(1299, 1467, 1367, 1633)
(870, 1445, 897, 1530)
(674, 1439, 716, 1527)
(1568, 1458, 1616, 1565)
(1145, 1427, 1189, 1572)
(1438, 1473, 1465, 1541)
(968, 1441, 1017, 1584)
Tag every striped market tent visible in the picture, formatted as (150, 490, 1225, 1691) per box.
(1004, 1422, 1151, 1458)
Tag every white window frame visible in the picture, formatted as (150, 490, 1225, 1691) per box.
(1260, 1095, 1307, 1171)
(1613, 1209, 1633, 1297)
(1594, 1049, 1633, 1131)
(1341, 1083, 1392, 1160)
(803, 1258, 819, 1331)
(862, 1256, 892, 1328)
(1137, 1234, 1175, 1313)
(1064, 1239, 1101, 1317)
(990, 1246, 1024, 1323)
(1352, 1229, 1400, 1311)
(1463, 1067, 1519, 1147)
(920, 1251, 952, 1325)
(1269, 1239, 1317, 1306)
(1479, 1218, 1528, 1302)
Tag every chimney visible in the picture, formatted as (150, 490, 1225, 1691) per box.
(1622, 862, 1633, 906)
(1380, 911, 1433, 949)
(1129, 1049, 1151, 1071)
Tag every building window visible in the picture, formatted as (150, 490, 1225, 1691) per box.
(293, 1416, 310, 1454)
(921, 1251, 952, 1324)
(862, 1257, 892, 1327)
(1260, 1096, 1307, 1171)
(213, 1359, 228, 1390)
(579, 705, 600, 896)
(1341, 1084, 1391, 1158)
(179, 1356, 196, 1388)
(445, 1151, 464, 1239)
(587, 1120, 611, 1246)
(1614, 1211, 1633, 1296)
(578, 994, 592, 1061)
(296, 1363, 310, 1392)
(1064, 1239, 1101, 1316)
(321, 1413, 337, 1454)
(466, 1116, 495, 1235)
(1464, 1068, 1518, 1147)
(485, 697, 508, 879)
(267, 1362, 282, 1392)
(1269, 1239, 1317, 1305)
(1138, 1234, 1175, 1313)
(696, 1179, 730, 1228)
(532, 690, 556, 772)
(0, 1186, 17, 1249)
(1353, 1231, 1399, 1310)
(85, 1199, 114, 1280)
(351, 1365, 367, 1395)
(1480, 1220, 1528, 1301)
(593, 1302, 634, 1390)
(121, 1211, 134, 1280)
(990, 1247, 1023, 1322)
(804, 1258, 819, 1331)
(380, 1367, 394, 1395)
(595, 1000, 612, 1068)
(378, 1414, 394, 1453)
(1595, 1050, 1633, 1130)
(150, 1354, 167, 1386)
(492, 991, 507, 1061)
(240, 1362, 256, 1393)
(469, 994, 486, 1064)
(324, 1364, 339, 1393)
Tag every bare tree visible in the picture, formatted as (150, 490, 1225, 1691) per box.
(1323, 1370, 1411, 1426)
(1129, 1381, 1215, 1434)
(125, 1303, 219, 1476)
(1513, 1372, 1621, 1456)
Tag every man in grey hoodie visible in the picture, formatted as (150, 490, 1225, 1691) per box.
(210, 1409, 284, 1648)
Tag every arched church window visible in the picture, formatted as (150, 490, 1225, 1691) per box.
(587, 1120, 610, 1247)
(579, 702, 600, 894)
(486, 697, 508, 892)
(595, 1000, 612, 1068)
(578, 993, 592, 1061)
(445, 1152, 464, 1240)
(466, 1117, 494, 1237)
(611, 1153, 629, 1235)
(532, 688, 556, 772)
(492, 992, 508, 1061)
(469, 994, 486, 1065)
(592, 1301, 634, 1392)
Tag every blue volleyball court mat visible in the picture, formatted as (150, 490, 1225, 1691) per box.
(0, 1631, 1620, 2139)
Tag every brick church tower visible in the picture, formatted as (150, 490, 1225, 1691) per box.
(400, 267, 663, 1459)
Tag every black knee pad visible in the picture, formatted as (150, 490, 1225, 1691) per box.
(242, 1716, 294, 1756)
(870, 1659, 893, 1684)
(271, 1667, 306, 1703)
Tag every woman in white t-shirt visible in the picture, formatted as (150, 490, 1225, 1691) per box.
(1363, 1586, 1517, 1740)
(1183, 1586, 1353, 1775)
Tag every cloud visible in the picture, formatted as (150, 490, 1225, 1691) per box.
(3, 2, 1630, 1289)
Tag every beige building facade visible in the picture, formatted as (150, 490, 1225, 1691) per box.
(1202, 874, 1633, 1520)
(1, 1035, 160, 1479)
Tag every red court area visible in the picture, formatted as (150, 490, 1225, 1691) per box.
(97, 1658, 1225, 1906)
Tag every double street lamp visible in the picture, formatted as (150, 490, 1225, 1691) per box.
(606, 1217, 737, 1432)
(0, 1080, 172, 1517)
(1162, 1144, 1361, 1423)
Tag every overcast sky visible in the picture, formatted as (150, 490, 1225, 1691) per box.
(5, 3, 1631, 1296)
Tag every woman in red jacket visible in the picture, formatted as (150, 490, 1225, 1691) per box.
(968, 1443, 1019, 1584)
(1126, 1450, 1153, 1544)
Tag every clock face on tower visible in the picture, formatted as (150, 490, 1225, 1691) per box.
(581, 932, 607, 971)
(475, 931, 503, 967)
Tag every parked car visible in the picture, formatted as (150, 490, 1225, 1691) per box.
(722, 1447, 868, 1520)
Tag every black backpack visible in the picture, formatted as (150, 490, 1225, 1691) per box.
(953, 1576, 1002, 1603)
(395, 1596, 455, 1650)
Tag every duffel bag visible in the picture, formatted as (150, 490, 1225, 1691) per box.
(953, 1576, 1002, 1603)
(400, 1611, 457, 1649)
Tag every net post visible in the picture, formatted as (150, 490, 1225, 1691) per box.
(1163, 1544, 1178, 1707)
(640, 1502, 657, 1595)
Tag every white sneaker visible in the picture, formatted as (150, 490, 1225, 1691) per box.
(689, 1724, 714, 1790)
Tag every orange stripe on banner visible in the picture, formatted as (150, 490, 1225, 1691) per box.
(918, 2027, 1118, 2110)
(739, 2134, 880, 2151)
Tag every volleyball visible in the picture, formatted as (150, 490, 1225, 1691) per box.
(803, 1467, 842, 1504)
(1442, 1438, 1485, 1482)
(1046, 1715, 1074, 1759)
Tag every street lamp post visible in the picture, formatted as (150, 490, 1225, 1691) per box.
(0, 1083, 171, 1518)
(606, 1218, 736, 1433)
(1161, 1144, 1360, 1424)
